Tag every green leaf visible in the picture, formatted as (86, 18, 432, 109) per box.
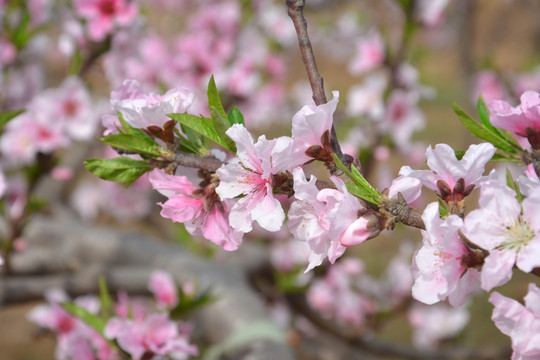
(98, 277, 113, 319)
(0, 109, 24, 130)
(506, 168, 524, 203)
(454, 150, 465, 160)
(438, 198, 449, 217)
(452, 101, 521, 155)
(227, 107, 245, 126)
(333, 154, 382, 205)
(100, 133, 161, 157)
(210, 106, 237, 153)
(84, 157, 150, 186)
(169, 113, 235, 152)
(207, 75, 228, 121)
(68, 48, 83, 76)
(491, 153, 520, 162)
(62, 303, 106, 335)
(170, 287, 216, 320)
(477, 95, 507, 140)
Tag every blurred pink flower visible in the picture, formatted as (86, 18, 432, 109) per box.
(346, 72, 387, 119)
(28, 289, 115, 360)
(489, 283, 540, 360)
(104, 314, 197, 360)
(409, 302, 469, 349)
(0, 37, 16, 66)
(73, 0, 138, 41)
(416, 0, 450, 27)
(149, 270, 178, 309)
(307, 258, 376, 327)
(348, 29, 385, 75)
(380, 90, 425, 148)
(473, 71, 508, 103)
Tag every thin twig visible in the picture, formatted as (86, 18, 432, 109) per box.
(286, 293, 511, 360)
(286, 0, 345, 164)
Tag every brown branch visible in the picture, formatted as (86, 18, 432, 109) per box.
(155, 152, 224, 174)
(286, 0, 345, 164)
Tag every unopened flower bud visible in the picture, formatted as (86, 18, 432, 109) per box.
(340, 212, 381, 247)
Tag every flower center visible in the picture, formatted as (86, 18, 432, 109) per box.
(499, 219, 535, 252)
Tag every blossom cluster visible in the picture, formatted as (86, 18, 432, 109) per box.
(28, 271, 198, 360)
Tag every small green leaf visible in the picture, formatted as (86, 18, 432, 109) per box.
(454, 150, 465, 160)
(333, 154, 382, 205)
(452, 101, 521, 155)
(0, 109, 24, 130)
(98, 277, 113, 319)
(506, 168, 523, 203)
(68, 48, 83, 76)
(491, 153, 520, 162)
(210, 106, 237, 153)
(438, 198, 449, 217)
(62, 303, 106, 334)
(477, 95, 507, 140)
(207, 75, 228, 121)
(227, 107, 245, 126)
(170, 287, 216, 320)
(84, 157, 150, 186)
(100, 133, 161, 157)
(169, 113, 235, 152)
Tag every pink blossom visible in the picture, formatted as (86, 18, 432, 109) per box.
(287, 168, 371, 272)
(149, 270, 178, 309)
(307, 258, 376, 327)
(73, 0, 138, 41)
(0, 165, 6, 198)
(104, 314, 197, 360)
(289, 91, 339, 167)
(461, 181, 540, 291)
(27, 290, 115, 360)
(489, 283, 540, 360)
(400, 143, 496, 201)
(387, 176, 423, 204)
(473, 71, 508, 103)
(380, 90, 425, 148)
(489, 91, 540, 149)
(33, 76, 97, 141)
(28, 0, 52, 26)
(416, 0, 450, 27)
(346, 72, 387, 119)
(409, 302, 469, 349)
(149, 169, 243, 251)
(0, 37, 16, 66)
(110, 79, 194, 129)
(518, 164, 540, 196)
(51, 167, 74, 182)
(0, 111, 69, 166)
(348, 29, 385, 75)
(412, 202, 481, 306)
(215, 124, 290, 233)
(270, 239, 312, 273)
